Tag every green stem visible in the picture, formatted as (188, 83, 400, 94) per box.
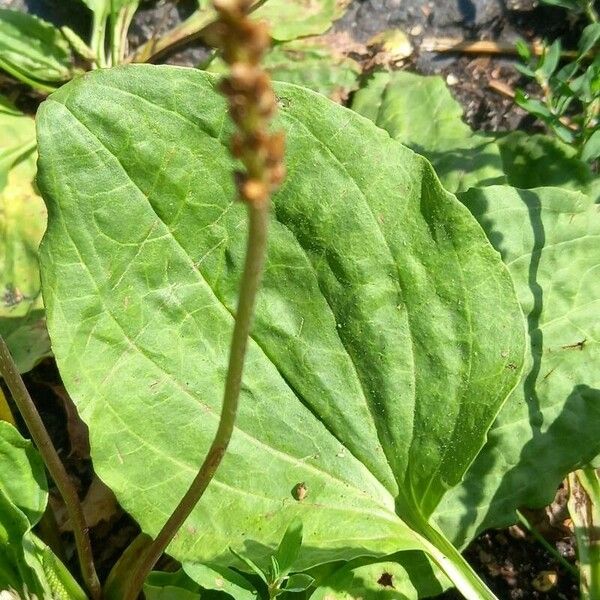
(517, 509, 579, 578)
(126, 0, 269, 64)
(584, 0, 599, 22)
(0, 336, 101, 600)
(91, 11, 108, 68)
(418, 520, 499, 600)
(121, 203, 270, 600)
(576, 468, 600, 598)
(111, 2, 139, 66)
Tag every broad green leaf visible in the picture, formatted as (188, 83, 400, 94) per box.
(252, 0, 338, 41)
(0, 9, 73, 91)
(37, 65, 524, 584)
(310, 552, 450, 600)
(497, 131, 600, 202)
(144, 570, 202, 600)
(0, 487, 42, 594)
(351, 71, 506, 193)
(436, 186, 600, 547)
(0, 421, 46, 524)
(183, 563, 256, 599)
(0, 98, 50, 373)
(0, 309, 50, 375)
(208, 39, 360, 102)
(0, 422, 85, 600)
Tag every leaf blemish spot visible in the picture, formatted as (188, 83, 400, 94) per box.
(292, 482, 308, 501)
(377, 572, 394, 588)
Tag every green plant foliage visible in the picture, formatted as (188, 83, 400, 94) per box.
(79, 0, 139, 16)
(436, 186, 600, 547)
(252, 0, 340, 41)
(183, 563, 256, 598)
(497, 131, 600, 201)
(144, 570, 202, 600)
(351, 70, 506, 193)
(0, 421, 86, 599)
(207, 39, 360, 102)
(515, 22, 600, 162)
(0, 98, 50, 374)
(311, 552, 450, 600)
(0, 421, 46, 526)
(36, 65, 525, 595)
(0, 9, 74, 91)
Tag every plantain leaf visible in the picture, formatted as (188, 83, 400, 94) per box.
(0, 98, 50, 373)
(311, 552, 450, 600)
(497, 131, 600, 202)
(351, 71, 506, 193)
(0, 422, 86, 599)
(436, 186, 600, 547)
(36, 65, 524, 591)
(252, 0, 339, 41)
(183, 563, 256, 599)
(144, 570, 202, 600)
(0, 9, 73, 91)
(208, 38, 361, 102)
(0, 421, 46, 527)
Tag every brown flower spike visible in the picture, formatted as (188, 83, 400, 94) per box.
(213, 0, 286, 207)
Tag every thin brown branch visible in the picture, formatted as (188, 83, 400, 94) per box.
(422, 37, 579, 59)
(0, 336, 101, 600)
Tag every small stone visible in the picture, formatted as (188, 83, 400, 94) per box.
(532, 570, 558, 592)
(410, 24, 423, 36)
(508, 524, 527, 539)
(446, 73, 459, 86)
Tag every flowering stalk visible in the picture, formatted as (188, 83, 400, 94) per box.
(121, 2, 284, 598)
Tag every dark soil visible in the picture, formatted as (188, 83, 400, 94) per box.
(1, 0, 593, 598)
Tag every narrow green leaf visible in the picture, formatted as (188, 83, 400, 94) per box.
(581, 129, 600, 162)
(579, 23, 600, 57)
(538, 39, 562, 80)
(229, 548, 268, 585)
(183, 562, 257, 599)
(515, 39, 531, 62)
(514, 90, 554, 119)
(539, 0, 581, 10)
(275, 519, 303, 575)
